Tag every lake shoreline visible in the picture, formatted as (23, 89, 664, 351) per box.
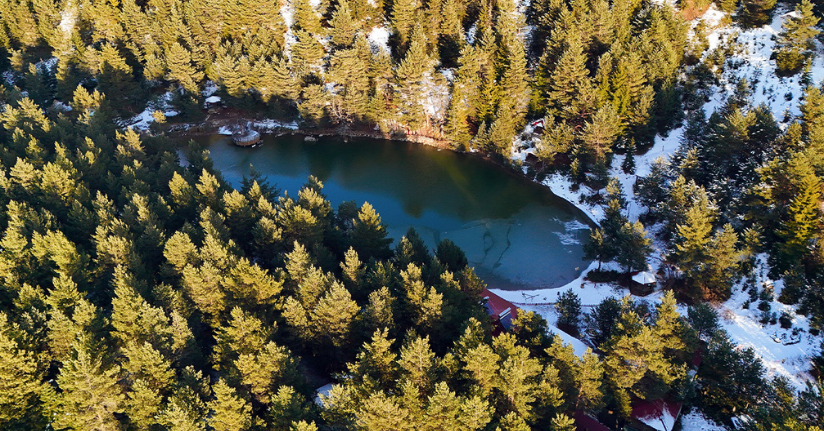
(164, 118, 599, 229)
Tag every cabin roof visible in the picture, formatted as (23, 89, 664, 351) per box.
(481, 289, 518, 330)
(573, 410, 612, 431)
(630, 399, 682, 431)
(632, 271, 657, 285)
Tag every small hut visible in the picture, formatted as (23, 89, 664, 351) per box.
(481, 289, 519, 335)
(629, 271, 657, 296)
(232, 123, 261, 147)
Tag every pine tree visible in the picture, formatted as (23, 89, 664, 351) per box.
(392, 0, 419, 49)
(125, 379, 163, 430)
(351, 202, 393, 261)
(356, 392, 414, 430)
(394, 26, 434, 129)
(291, 30, 325, 77)
(122, 342, 175, 393)
(330, 0, 358, 47)
(548, 33, 592, 120)
(739, 0, 777, 27)
(398, 335, 436, 391)
(401, 264, 444, 331)
(778, 156, 821, 269)
(158, 391, 207, 431)
(207, 380, 252, 431)
(310, 282, 359, 348)
(703, 225, 740, 300)
(583, 228, 608, 270)
(555, 289, 581, 334)
(775, 0, 820, 76)
(615, 220, 652, 273)
(550, 413, 576, 431)
(622, 139, 636, 174)
(674, 204, 714, 281)
(166, 42, 204, 94)
(0, 314, 44, 427)
(576, 350, 604, 411)
(52, 341, 125, 431)
(581, 102, 621, 160)
(494, 337, 543, 420)
(294, 0, 322, 34)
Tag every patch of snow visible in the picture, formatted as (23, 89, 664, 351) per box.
(541, 174, 605, 223)
(59, 2, 77, 39)
(492, 260, 633, 308)
(679, 411, 725, 431)
(550, 323, 590, 357)
(281, 4, 294, 28)
(313, 383, 334, 406)
(564, 220, 590, 231)
(204, 95, 221, 104)
(125, 92, 178, 131)
(2, 70, 16, 86)
(218, 126, 233, 135)
(440, 69, 455, 82)
(554, 232, 581, 246)
(715, 255, 818, 391)
(202, 81, 218, 97)
(127, 110, 155, 131)
(36, 57, 58, 72)
(52, 101, 73, 112)
(309, 0, 321, 9)
(252, 119, 300, 131)
(419, 72, 450, 121)
(702, 5, 824, 121)
(283, 29, 298, 61)
(368, 26, 391, 55)
(466, 23, 477, 45)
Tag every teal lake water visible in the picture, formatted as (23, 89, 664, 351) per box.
(189, 134, 592, 290)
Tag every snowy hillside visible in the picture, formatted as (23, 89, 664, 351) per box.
(504, 1, 824, 400)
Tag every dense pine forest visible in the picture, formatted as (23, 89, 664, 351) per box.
(1, 0, 824, 430)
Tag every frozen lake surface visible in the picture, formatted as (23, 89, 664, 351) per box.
(191, 134, 593, 290)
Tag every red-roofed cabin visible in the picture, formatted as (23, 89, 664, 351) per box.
(626, 399, 683, 431)
(481, 289, 518, 334)
(574, 410, 612, 431)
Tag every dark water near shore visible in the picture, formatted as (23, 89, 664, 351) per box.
(187, 134, 592, 290)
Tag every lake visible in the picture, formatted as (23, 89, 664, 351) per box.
(188, 134, 592, 290)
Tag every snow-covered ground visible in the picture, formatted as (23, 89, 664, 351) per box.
(505, 4, 824, 391)
(126, 91, 178, 131)
(679, 410, 725, 431)
(368, 26, 391, 55)
(717, 256, 818, 390)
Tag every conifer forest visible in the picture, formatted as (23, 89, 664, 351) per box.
(1, 0, 824, 429)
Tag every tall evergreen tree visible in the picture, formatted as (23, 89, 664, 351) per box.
(51, 341, 125, 431)
(775, 0, 820, 76)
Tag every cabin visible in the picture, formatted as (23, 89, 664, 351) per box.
(629, 271, 657, 296)
(204, 95, 222, 110)
(231, 124, 262, 147)
(626, 400, 682, 431)
(575, 410, 612, 431)
(575, 351, 702, 431)
(481, 289, 518, 334)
